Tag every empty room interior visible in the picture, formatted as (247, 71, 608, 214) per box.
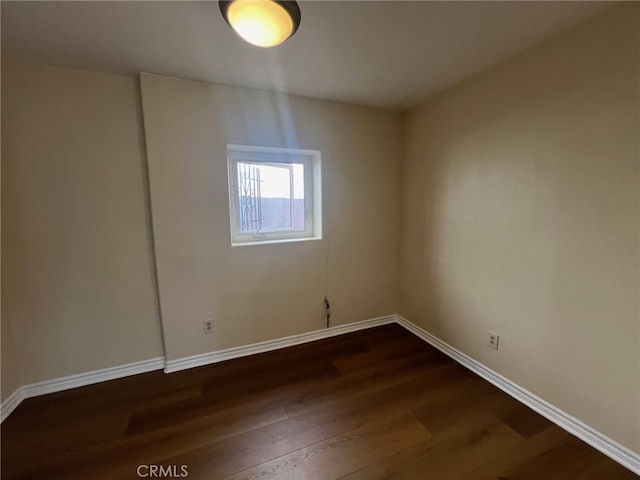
(1, 1, 639, 479)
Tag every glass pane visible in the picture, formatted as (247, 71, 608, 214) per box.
(237, 162, 261, 233)
(258, 163, 293, 231)
(237, 162, 305, 234)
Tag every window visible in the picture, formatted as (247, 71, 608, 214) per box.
(227, 145, 322, 245)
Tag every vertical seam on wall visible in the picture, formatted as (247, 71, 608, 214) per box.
(136, 73, 169, 361)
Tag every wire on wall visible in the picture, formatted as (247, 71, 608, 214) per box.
(323, 167, 331, 328)
(324, 296, 331, 328)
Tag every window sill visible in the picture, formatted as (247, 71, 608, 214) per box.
(231, 235, 322, 247)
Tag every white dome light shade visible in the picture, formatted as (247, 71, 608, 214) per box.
(220, 0, 301, 48)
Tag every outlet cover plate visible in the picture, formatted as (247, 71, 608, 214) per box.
(203, 320, 214, 334)
(488, 331, 499, 350)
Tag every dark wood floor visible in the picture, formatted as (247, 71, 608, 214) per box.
(1, 324, 636, 479)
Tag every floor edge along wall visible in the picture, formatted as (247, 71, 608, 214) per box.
(1, 314, 638, 475)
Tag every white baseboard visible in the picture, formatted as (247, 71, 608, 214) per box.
(0, 357, 165, 422)
(0, 387, 26, 423)
(164, 315, 397, 373)
(394, 314, 640, 476)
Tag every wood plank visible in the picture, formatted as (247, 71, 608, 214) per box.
(497, 436, 636, 480)
(402, 411, 524, 479)
(336, 453, 422, 480)
(126, 361, 338, 435)
(220, 412, 430, 480)
(285, 349, 452, 417)
(458, 425, 570, 480)
(407, 373, 498, 432)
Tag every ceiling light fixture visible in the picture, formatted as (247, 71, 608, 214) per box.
(219, 0, 301, 48)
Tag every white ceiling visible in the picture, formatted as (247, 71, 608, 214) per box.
(1, 1, 609, 110)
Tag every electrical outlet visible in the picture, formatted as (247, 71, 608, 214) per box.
(488, 331, 499, 350)
(203, 320, 214, 334)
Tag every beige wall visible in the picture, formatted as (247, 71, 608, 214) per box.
(0, 63, 21, 401)
(399, 3, 639, 452)
(140, 74, 400, 361)
(1, 61, 164, 384)
(1, 301, 21, 402)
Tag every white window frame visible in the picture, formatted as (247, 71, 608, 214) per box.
(227, 145, 322, 246)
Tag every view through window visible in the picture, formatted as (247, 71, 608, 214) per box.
(237, 162, 305, 234)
